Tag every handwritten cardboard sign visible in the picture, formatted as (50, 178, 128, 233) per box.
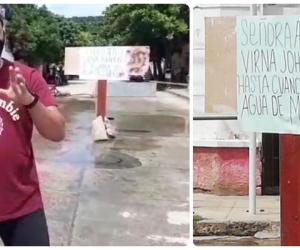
(237, 16, 300, 134)
(78, 46, 150, 80)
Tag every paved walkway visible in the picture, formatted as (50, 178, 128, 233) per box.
(194, 193, 280, 222)
(29, 91, 189, 246)
(194, 236, 280, 246)
(57, 81, 96, 96)
(59, 81, 190, 101)
(164, 88, 189, 100)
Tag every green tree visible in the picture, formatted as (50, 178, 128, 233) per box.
(55, 17, 97, 61)
(4, 3, 188, 78)
(6, 4, 62, 65)
(58, 19, 97, 47)
(70, 15, 105, 46)
(99, 4, 189, 79)
(6, 5, 100, 65)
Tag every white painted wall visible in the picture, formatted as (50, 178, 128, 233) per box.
(193, 4, 254, 147)
(193, 4, 300, 147)
(193, 4, 253, 115)
(193, 6, 219, 115)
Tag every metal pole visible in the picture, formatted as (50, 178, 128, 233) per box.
(249, 132, 257, 214)
(95, 80, 107, 119)
(250, 4, 257, 15)
(193, 114, 237, 121)
(248, 4, 259, 215)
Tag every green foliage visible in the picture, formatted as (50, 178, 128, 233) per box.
(70, 16, 103, 35)
(6, 4, 62, 64)
(99, 4, 189, 80)
(100, 4, 189, 46)
(5, 4, 103, 64)
(69, 16, 106, 46)
(4, 4, 189, 69)
(193, 215, 203, 224)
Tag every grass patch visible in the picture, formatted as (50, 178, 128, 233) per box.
(193, 215, 203, 224)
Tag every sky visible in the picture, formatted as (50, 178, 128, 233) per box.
(38, 4, 110, 17)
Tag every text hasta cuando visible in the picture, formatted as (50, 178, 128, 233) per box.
(238, 18, 300, 125)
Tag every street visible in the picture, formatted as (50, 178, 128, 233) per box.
(28, 91, 189, 246)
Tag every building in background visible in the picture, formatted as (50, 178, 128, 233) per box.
(193, 4, 300, 196)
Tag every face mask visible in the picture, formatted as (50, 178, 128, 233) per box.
(0, 39, 4, 56)
(0, 19, 4, 57)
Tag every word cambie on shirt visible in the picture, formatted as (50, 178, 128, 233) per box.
(0, 98, 20, 121)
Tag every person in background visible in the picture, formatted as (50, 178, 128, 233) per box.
(171, 48, 184, 82)
(58, 64, 67, 85)
(0, 5, 65, 246)
(144, 66, 152, 82)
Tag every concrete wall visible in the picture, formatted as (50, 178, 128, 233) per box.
(193, 4, 259, 147)
(108, 81, 157, 97)
(194, 147, 261, 195)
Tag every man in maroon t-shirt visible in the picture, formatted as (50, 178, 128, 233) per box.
(0, 6, 66, 246)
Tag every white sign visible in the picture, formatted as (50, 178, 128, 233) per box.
(237, 15, 300, 134)
(79, 46, 150, 80)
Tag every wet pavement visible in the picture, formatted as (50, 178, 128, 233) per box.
(30, 94, 189, 246)
(193, 193, 280, 222)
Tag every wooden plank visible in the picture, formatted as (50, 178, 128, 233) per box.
(205, 17, 237, 114)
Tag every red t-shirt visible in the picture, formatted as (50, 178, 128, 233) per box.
(0, 60, 56, 222)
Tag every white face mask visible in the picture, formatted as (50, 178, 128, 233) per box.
(0, 7, 13, 62)
(0, 21, 5, 59)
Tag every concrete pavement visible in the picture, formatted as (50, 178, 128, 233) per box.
(194, 193, 280, 244)
(27, 88, 190, 246)
(194, 193, 280, 222)
(164, 88, 189, 100)
(57, 80, 190, 101)
(194, 236, 280, 246)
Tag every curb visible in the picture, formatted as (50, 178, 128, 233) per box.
(193, 236, 280, 246)
(163, 89, 190, 101)
(194, 221, 280, 237)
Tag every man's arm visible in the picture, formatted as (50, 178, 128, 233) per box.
(27, 69, 65, 142)
(27, 102, 65, 142)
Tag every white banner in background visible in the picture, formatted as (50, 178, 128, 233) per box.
(79, 46, 150, 80)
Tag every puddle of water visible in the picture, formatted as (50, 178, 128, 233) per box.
(117, 129, 151, 134)
(94, 150, 142, 169)
(52, 144, 142, 169)
(115, 114, 186, 137)
(112, 137, 160, 152)
(58, 98, 94, 113)
(33, 98, 183, 168)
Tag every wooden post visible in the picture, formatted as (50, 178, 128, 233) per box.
(280, 134, 300, 246)
(95, 79, 107, 118)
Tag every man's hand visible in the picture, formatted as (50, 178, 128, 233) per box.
(0, 65, 65, 142)
(0, 66, 34, 105)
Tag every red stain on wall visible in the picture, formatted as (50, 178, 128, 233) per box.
(193, 147, 261, 195)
